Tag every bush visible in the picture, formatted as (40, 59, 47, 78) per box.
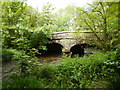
(2, 49, 13, 62)
(12, 37, 31, 51)
(54, 52, 119, 88)
(107, 74, 120, 89)
(30, 28, 51, 49)
(36, 63, 56, 80)
(19, 57, 42, 76)
(2, 48, 27, 62)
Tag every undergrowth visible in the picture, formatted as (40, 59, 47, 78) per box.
(2, 47, 120, 88)
(2, 48, 27, 62)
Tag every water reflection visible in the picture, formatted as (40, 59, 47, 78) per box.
(38, 53, 63, 63)
(38, 47, 102, 62)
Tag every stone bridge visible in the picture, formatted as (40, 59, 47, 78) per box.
(51, 31, 95, 52)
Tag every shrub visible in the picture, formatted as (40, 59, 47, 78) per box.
(2, 48, 27, 62)
(12, 37, 31, 51)
(2, 49, 13, 62)
(30, 28, 51, 49)
(107, 74, 120, 89)
(54, 53, 118, 88)
(10, 49, 27, 60)
(19, 57, 42, 76)
(36, 63, 57, 80)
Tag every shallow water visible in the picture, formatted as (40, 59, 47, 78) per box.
(38, 55, 62, 63)
(38, 47, 102, 62)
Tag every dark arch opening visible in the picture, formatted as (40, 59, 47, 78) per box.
(40, 42, 63, 57)
(70, 44, 84, 57)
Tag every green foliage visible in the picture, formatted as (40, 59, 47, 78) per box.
(3, 58, 56, 88)
(107, 74, 120, 88)
(53, 49, 120, 88)
(3, 50, 120, 88)
(12, 37, 31, 50)
(10, 49, 27, 60)
(41, 2, 54, 25)
(2, 49, 13, 62)
(1, 1, 26, 27)
(19, 57, 42, 76)
(2, 1, 52, 58)
(3, 76, 47, 88)
(36, 63, 56, 80)
(30, 27, 51, 49)
(51, 5, 76, 32)
(19, 57, 56, 80)
(54, 54, 110, 88)
(2, 48, 27, 62)
(74, 2, 119, 50)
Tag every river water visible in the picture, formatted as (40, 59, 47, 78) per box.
(38, 47, 102, 63)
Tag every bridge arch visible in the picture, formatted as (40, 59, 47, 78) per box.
(44, 42, 64, 56)
(70, 44, 84, 57)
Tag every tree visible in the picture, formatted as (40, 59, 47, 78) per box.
(2, 1, 26, 36)
(74, 2, 120, 50)
(51, 5, 77, 32)
(1, 1, 27, 47)
(1, 1, 52, 52)
(41, 2, 54, 25)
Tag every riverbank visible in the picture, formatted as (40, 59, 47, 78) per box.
(2, 49, 120, 88)
(2, 47, 102, 79)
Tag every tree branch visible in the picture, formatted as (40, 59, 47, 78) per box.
(84, 19, 102, 42)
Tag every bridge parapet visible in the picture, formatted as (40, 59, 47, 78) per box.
(51, 31, 94, 39)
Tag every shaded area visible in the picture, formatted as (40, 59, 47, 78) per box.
(39, 42, 63, 57)
(70, 44, 84, 57)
